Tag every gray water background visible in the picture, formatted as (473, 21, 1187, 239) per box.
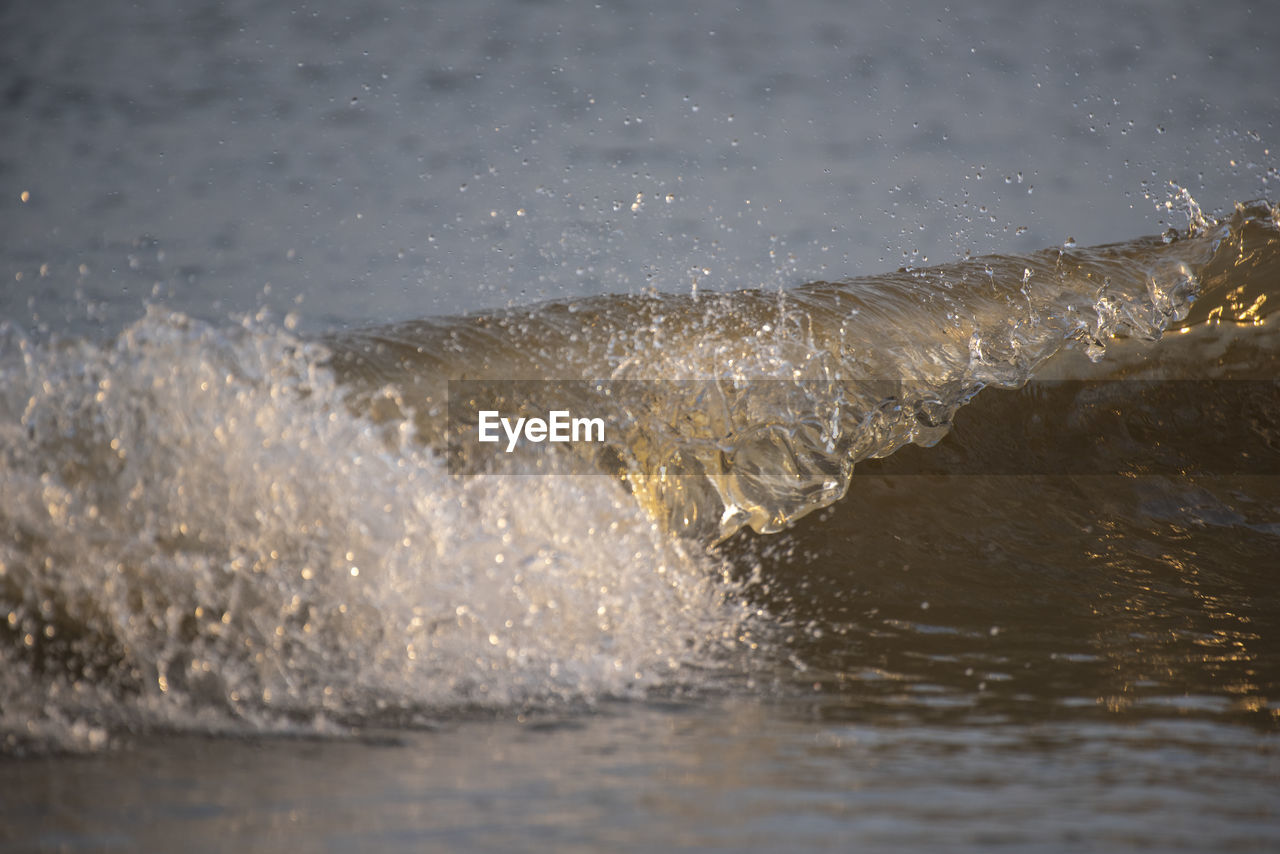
(5, 0, 1277, 334)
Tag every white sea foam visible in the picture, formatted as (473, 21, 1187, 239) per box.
(0, 309, 755, 750)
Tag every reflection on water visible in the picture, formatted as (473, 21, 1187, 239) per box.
(727, 462, 1280, 729)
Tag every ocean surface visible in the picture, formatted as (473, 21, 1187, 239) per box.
(3, 1, 1280, 851)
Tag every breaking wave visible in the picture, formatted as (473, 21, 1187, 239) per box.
(2, 198, 1277, 751)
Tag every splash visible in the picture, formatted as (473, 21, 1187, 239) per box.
(0, 311, 755, 751)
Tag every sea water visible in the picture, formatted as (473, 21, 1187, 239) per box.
(3, 1, 1279, 851)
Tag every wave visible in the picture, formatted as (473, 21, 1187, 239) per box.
(329, 199, 1280, 540)
(2, 198, 1277, 750)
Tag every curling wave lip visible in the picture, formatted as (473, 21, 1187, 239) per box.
(333, 200, 1280, 541)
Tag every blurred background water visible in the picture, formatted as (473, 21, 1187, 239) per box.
(5, 0, 1276, 332)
